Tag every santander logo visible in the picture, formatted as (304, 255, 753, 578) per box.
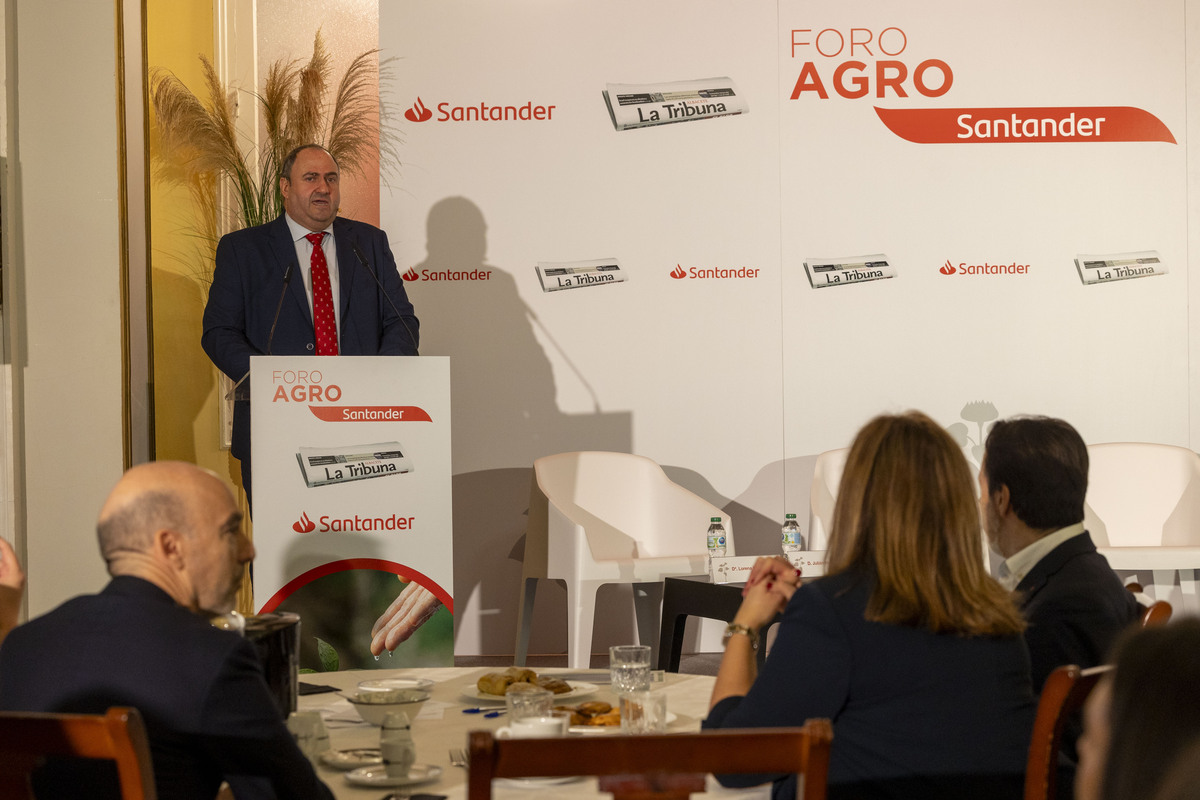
(293, 512, 316, 533)
(405, 98, 433, 123)
(402, 95, 557, 124)
(402, 266, 493, 282)
(671, 263, 761, 280)
(942, 259, 1030, 276)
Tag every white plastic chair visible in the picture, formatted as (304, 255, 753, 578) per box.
(808, 445, 991, 569)
(514, 451, 732, 669)
(807, 448, 848, 552)
(1084, 442, 1200, 611)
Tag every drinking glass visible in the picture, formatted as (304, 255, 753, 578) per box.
(619, 690, 668, 734)
(609, 644, 652, 695)
(505, 683, 554, 721)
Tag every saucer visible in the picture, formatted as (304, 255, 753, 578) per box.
(319, 747, 382, 770)
(344, 763, 442, 788)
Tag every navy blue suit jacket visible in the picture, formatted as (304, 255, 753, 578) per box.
(704, 569, 1035, 800)
(1015, 531, 1140, 691)
(201, 214, 419, 463)
(0, 576, 333, 800)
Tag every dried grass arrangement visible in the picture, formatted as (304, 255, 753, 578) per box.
(151, 30, 398, 276)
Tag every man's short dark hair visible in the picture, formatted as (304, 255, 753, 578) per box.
(983, 416, 1089, 530)
(279, 144, 339, 184)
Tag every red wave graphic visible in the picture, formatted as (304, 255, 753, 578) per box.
(258, 558, 455, 615)
(404, 97, 433, 123)
(876, 106, 1176, 144)
(402, 268, 420, 281)
(308, 405, 433, 423)
(292, 512, 315, 533)
(670, 265, 687, 279)
(940, 261, 956, 275)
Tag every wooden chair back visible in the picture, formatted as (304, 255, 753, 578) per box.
(0, 706, 156, 800)
(468, 721, 833, 800)
(1141, 599, 1172, 627)
(1024, 665, 1111, 800)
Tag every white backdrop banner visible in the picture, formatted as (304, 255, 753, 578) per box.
(379, 0, 1195, 652)
(251, 355, 453, 669)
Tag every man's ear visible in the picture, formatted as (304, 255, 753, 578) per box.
(992, 484, 1013, 517)
(155, 528, 187, 569)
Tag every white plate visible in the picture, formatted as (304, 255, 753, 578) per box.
(319, 747, 382, 770)
(460, 681, 598, 704)
(344, 763, 442, 788)
(498, 776, 583, 787)
(357, 677, 435, 694)
(569, 711, 677, 735)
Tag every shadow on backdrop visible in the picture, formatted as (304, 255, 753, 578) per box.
(408, 197, 633, 657)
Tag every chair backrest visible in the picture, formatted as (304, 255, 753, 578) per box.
(0, 706, 157, 800)
(1024, 664, 1111, 800)
(532, 451, 731, 560)
(1141, 599, 1172, 627)
(467, 722, 834, 800)
(808, 448, 848, 551)
(1084, 443, 1200, 547)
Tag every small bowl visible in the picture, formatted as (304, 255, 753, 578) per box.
(341, 689, 431, 726)
(357, 677, 435, 695)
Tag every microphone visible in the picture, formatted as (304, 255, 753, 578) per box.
(266, 262, 295, 356)
(351, 240, 420, 356)
(227, 262, 293, 403)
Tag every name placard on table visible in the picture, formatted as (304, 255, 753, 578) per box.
(709, 551, 828, 584)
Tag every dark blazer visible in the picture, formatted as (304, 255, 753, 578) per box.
(1015, 531, 1141, 692)
(0, 576, 333, 800)
(201, 214, 420, 464)
(704, 570, 1035, 800)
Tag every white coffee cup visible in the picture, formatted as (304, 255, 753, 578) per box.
(495, 712, 569, 739)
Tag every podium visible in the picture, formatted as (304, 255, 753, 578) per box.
(249, 355, 453, 669)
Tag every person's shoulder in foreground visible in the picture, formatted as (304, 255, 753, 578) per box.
(0, 461, 333, 800)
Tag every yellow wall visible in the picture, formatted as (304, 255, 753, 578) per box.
(145, 2, 237, 484)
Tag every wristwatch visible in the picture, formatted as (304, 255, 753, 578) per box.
(721, 623, 759, 650)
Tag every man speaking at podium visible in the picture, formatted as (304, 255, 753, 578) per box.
(202, 144, 420, 509)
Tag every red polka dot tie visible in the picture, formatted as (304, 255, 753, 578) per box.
(306, 232, 339, 356)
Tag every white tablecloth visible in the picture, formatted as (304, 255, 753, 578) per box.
(299, 666, 771, 799)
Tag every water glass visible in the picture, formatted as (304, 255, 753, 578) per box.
(505, 683, 554, 721)
(609, 645, 652, 695)
(619, 690, 668, 734)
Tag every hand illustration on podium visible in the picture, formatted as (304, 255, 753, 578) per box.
(369, 579, 443, 656)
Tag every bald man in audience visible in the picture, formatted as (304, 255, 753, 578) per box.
(0, 461, 333, 800)
(0, 535, 24, 648)
(980, 416, 1140, 692)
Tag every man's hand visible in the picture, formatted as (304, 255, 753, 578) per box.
(370, 581, 442, 656)
(0, 537, 26, 645)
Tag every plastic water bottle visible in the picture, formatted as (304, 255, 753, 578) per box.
(706, 517, 727, 565)
(782, 513, 805, 559)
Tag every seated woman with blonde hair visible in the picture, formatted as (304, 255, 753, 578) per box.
(704, 411, 1035, 800)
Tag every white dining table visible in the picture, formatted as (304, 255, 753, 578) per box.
(298, 666, 772, 799)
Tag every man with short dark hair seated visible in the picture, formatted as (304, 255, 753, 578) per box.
(980, 415, 1140, 691)
(0, 461, 333, 800)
